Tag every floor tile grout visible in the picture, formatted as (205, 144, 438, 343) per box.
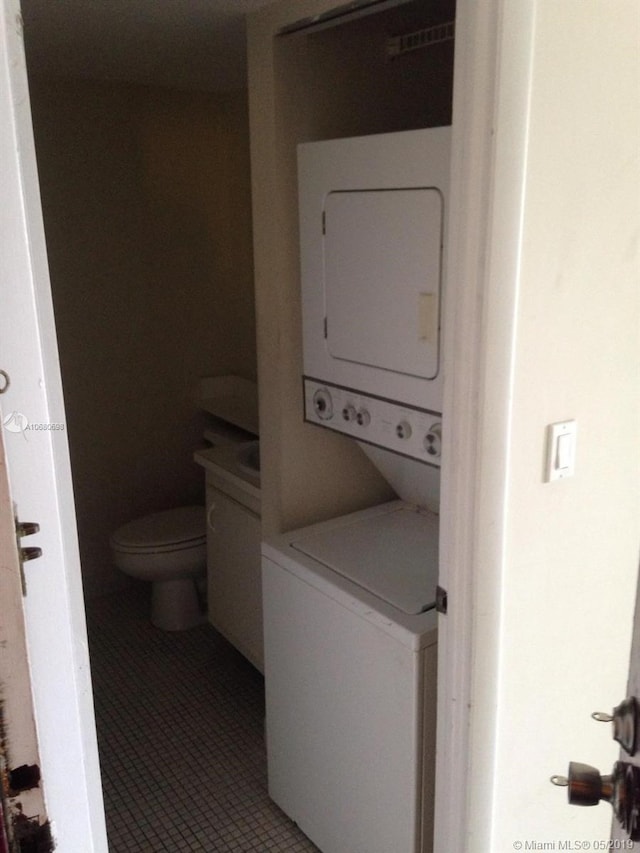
(86, 586, 319, 853)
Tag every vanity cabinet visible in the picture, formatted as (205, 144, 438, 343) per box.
(204, 476, 263, 673)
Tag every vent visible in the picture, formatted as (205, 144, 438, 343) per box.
(387, 20, 455, 59)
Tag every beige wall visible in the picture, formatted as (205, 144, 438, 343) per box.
(490, 1, 640, 841)
(457, 0, 640, 845)
(29, 78, 257, 598)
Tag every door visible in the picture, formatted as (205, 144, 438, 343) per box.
(0, 416, 51, 851)
(0, 1, 107, 850)
(610, 577, 640, 845)
(324, 188, 442, 379)
(436, 0, 640, 850)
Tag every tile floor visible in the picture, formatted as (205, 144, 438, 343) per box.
(86, 586, 319, 852)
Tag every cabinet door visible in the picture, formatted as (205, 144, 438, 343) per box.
(206, 486, 263, 672)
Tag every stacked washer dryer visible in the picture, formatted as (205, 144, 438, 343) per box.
(262, 127, 450, 853)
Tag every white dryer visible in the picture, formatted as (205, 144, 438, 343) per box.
(299, 126, 450, 416)
(299, 125, 450, 512)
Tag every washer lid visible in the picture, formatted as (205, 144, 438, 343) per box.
(290, 505, 438, 615)
(112, 506, 205, 549)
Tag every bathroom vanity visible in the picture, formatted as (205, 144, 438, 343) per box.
(195, 376, 263, 672)
(196, 442, 263, 672)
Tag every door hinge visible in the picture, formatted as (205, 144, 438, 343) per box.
(435, 585, 448, 614)
(15, 519, 42, 595)
(323, 317, 328, 338)
(8, 763, 41, 794)
(322, 210, 326, 235)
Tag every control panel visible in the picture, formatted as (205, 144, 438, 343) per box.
(303, 377, 442, 467)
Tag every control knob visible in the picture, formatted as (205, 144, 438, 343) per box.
(313, 388, 333, 421)
(356, 408, 371, 427)
(342, 404, 357, 422)
(396, 421, 412, 440)
(424, 422, 442, 458)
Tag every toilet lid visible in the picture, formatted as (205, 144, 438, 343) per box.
(112, 506, 206, 550)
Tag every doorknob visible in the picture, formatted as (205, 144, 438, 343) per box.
(592, 696, 640, 756)
(551, 761, 640, 840)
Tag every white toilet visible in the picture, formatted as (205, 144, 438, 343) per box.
(110, 506, 207, 631)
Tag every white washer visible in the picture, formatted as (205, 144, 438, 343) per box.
(262, 500, 438, 853)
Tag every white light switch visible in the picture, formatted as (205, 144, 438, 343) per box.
(546, 420, 577, 482)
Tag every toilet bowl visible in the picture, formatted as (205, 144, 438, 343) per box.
(110, 506, 206, 631)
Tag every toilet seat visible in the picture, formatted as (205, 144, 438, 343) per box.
(111, 506, 206, 555)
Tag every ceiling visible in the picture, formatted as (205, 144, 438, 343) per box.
(20, 0, 276, 92)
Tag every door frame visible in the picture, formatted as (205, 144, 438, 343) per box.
(435, 0, 535, 846)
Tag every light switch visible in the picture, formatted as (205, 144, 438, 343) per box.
(546, 420, 577, 482)
(556, 432, 573, 470)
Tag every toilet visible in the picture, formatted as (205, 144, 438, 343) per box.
(110, 506, 207, 631)
(111, 375, 259, 631)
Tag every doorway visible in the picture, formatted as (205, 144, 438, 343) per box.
(19, 3, 262, 848)
(18, 0, 456, 847)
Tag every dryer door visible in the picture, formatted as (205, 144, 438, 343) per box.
(323, 187, 443, 380)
